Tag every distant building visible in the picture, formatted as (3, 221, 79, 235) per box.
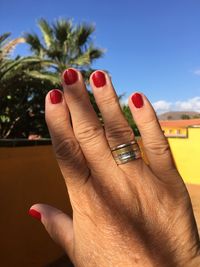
(159, 119, 200, 138)
(159, 119, 200, 184)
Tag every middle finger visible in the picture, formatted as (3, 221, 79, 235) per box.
(62, 68, 115, 175)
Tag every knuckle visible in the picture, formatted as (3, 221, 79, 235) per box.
(156, 143, 171, 156)
(70, 92, 85, 104)
(106, 123, 134, 141)
(145, 139, 171, 156)
(98, 93, 118, 107)
(137, 115, 156, 129)
(54, 137, 80, 162)
(76, 123, 104, 145)
(137, 115, 172, 157)
(67, 89, 87, 104)
(45, 111, 68, 129)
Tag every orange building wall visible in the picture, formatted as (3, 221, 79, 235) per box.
(0, 145, 73, 267)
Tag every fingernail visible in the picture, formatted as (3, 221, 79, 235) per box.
(63, 68, 78, 85)
(92, 71, 106, 87)
(28, 209, 41, 221)
(131, 93, 144, 108)
(50, 89, 62, 104)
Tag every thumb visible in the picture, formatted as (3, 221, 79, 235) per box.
(28, 204, 74, 263)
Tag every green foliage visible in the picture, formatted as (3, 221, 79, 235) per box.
(122, 105, 140, 136)
(181, 114, 190, 120)
(0, 19, 104, 138)
(192, 114, 200, 119)
(24, 18, 104, 74)
(0, 32, 58, 138)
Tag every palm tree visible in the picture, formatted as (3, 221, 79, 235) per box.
(0, 32, 53, 98)
(24, 18, 104, 83)
(0, 19, 104, 139)
(0, 33, 25, 98)
(0, 33, 53, 138)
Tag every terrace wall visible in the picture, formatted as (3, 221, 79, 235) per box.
(0, 141, 73, 267)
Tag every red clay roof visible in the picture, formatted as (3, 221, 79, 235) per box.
(159, 119, 200, 128)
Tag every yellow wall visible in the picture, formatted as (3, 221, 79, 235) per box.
(168, 128, 200, 184)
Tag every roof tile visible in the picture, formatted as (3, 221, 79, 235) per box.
(159, 119, 200, 128)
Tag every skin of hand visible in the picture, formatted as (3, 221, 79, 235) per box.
(29, 69, 200, 267)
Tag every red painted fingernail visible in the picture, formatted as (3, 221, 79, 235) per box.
(50, 89, 62, 104)
(63, 68, 78, 85)
(28, 209, 41, 221)
(131, 93, 144, 108)
(92, 71, 106, 87)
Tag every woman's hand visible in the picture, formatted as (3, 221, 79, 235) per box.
(29, 69, 200, 267)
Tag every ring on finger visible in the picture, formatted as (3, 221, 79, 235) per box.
(111, 140, 142, 165)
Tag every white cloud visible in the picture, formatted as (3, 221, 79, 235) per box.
(175, 97, 200, 111)
(120, 97, 129, 106)
(120, 96, 200, 114)
(153, 97, 200, 114)
(153, 100, 172, 114)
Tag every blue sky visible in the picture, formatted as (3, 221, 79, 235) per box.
(1, 0, 200, 113)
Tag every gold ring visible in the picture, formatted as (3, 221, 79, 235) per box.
(111, 140, 141, 165)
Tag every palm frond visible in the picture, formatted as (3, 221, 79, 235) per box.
(1, 37, 25, 59)
(25, 33, 44, 56)
(70, 45, 104, 67)
(70, 51, 91, 66)
(88, 46, 105, 60)
(25, 70, 60, 84)
(0, 57, 52, 79)
(53, 19, 72, 43)
(75, 23, 95, 47)
(38, 18, 53, 48)
(0, 33, 11, 47)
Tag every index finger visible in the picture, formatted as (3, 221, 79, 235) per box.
(129, 93, 176, 179)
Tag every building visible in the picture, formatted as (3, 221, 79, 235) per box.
(159, 119, 200, 184)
